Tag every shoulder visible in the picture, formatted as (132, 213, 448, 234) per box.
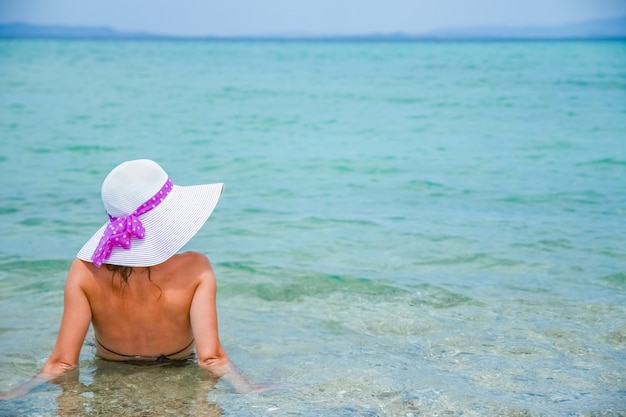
(64, 259, 98, 295)
(67, 259, 95, 284)
(166, 252, 216, 283)
(170, 251, 213, 271)
(176, 251, 212, 264)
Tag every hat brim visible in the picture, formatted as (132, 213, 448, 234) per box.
(77, 183, 223, 267)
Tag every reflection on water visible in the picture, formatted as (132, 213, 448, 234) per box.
(3, 359, 223, 417)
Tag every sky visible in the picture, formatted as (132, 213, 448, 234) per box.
(0, 0, 625, 37)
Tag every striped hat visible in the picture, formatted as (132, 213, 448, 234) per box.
(77, 159, 223, 267)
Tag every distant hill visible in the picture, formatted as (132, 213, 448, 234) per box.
(426, 15, 626, 39)
(1, 16, 625, 40)
(0, 23, 157, 39)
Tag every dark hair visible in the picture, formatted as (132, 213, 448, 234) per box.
(105, 264, 161, 298)
(105, 264, 134, 284)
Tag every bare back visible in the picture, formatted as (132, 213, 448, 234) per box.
(78, 252, 210, 359)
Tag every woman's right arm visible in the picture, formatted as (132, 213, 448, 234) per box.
(0, 260, 92, 400)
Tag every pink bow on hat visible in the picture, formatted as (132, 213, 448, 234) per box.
(91, 178, 173, 267)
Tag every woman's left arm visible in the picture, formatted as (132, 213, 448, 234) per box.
(0, 260, 92, 400)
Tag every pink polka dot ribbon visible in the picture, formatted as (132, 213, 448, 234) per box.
(91, 178, 173, 267)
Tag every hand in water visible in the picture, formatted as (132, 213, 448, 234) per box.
(0, 385, 31, 400)
(239, 382, 289, 394)
(0, 374, 51, 400)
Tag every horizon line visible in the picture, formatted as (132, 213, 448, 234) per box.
(1, 19, 626, 41)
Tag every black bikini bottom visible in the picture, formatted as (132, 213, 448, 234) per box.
(95, 336, 195, 364)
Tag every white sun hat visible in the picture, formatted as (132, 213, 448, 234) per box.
(77, 159, 223, 267)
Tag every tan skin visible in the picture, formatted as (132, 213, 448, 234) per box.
(1, 251, 264, 399)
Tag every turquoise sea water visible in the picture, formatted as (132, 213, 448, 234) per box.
(0, 39, 625, 416)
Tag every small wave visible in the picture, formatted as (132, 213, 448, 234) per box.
(601, 272, 626, 286)
(217, 261, 477, 309)
(218, 260, 259, 274)
(416, 252, 524, 269)
(29, 147, 54, 154)
(64, 144, 116, 154)
(406, 179, 446, 190)
(499, 190, 606, 205)
(385, 96, 421, 104)
(0, 259, 69, 299)
(409, 283, 477, 309)
(0, 259, 70, 274)
(218, 262, 407, 302)
(0, 206, 19, 215)
(512, 239, 574, 253)
(577, 158, 626, 168)
(302, 216, 379, 227)
(404, 180, 469, 198)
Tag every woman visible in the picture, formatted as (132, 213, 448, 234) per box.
(1, 159, 263, 399)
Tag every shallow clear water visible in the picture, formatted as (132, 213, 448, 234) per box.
(0, 39, 625, 416)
